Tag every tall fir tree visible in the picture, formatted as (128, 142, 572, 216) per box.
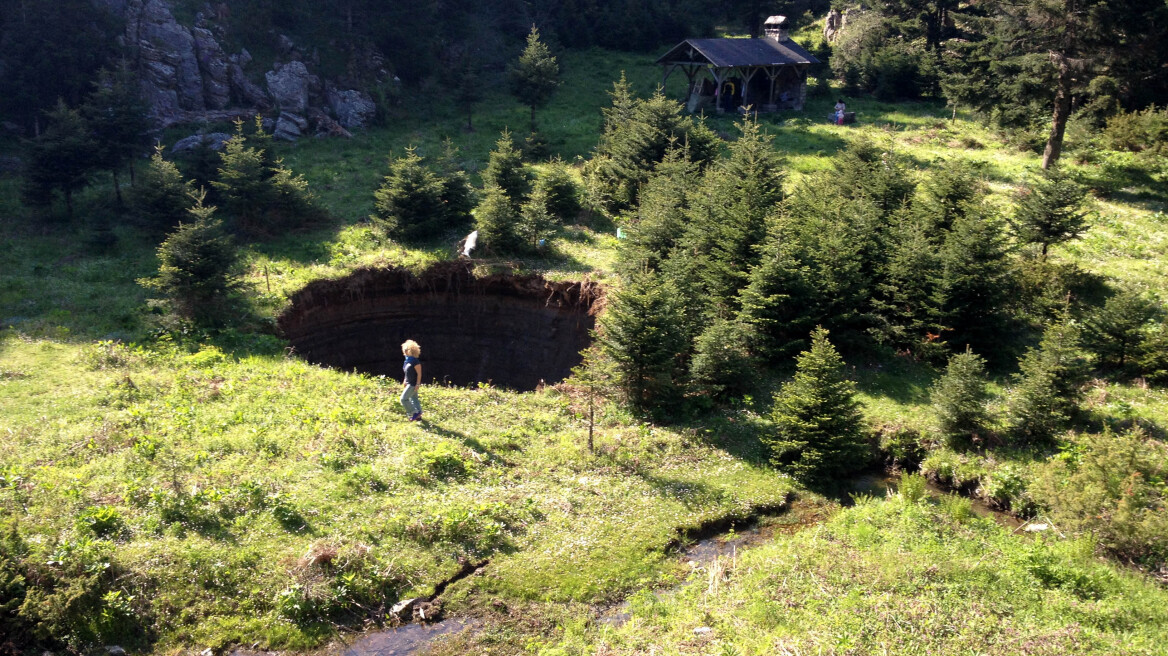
(765, 327, 868, 481)
(938, 206, 1014, 354)
(685, 117, 786, 315)
(81, 67, 150, 204)
(21, 101, 98, 217)
(508, 25, 560, 134)
(599, 270, 687, 415)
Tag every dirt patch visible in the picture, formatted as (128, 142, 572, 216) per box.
(278, 262, 603, 391)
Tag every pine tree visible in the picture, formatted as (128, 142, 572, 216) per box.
(508, 25, 560, 134)
(913, 159, 985, 235)
(621, 144, 698, 273)
(931, 347, 992, 449)
(141, 193, 238, 325)
(212, 118, 322, 235)
(831, 139, 914, 219)
(481, 130, 531, 210)
(21, 100, 98, 217)
(474, 184, 524, 254)
(938, 207, 1014, 353)
(1085, 286, 1160, 371)
(585, 86, 718, 215)
(130, 146, 194, 234)
(764, 327, 867, 481)
(519, 185, 558, 250)
(436, 138, 476, 227)
(533, 158, 581, 223)
(689, 318, 758, 400)
(212, 122, 271, 229)
(1006, 314, 1087, 445)
(599, 270, 686, 415)
(81, 67, 150, 204)
(1011, 167, 1091, 259)
(686, 117, 786, 313)
(869, 211, 947, 356)
(371, 146, 446, 240)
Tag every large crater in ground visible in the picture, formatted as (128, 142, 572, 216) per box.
(278, 263, 602, 391)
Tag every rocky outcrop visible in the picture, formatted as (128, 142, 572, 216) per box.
(171, 132, 233, 154)
(104, 0, 373, 137)
(824, 8, 843, 42)
(327, 88, 376, 130)
(127, 0, 205, 119)
(266, 61, 314, 114)
(307, 108, 353, 139)
(191, 26, 230, 109)
(273, 112, 308, 141)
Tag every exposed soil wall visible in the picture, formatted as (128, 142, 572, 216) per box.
(278, 263, 602, 391)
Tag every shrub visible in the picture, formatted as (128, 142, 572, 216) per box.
(875, 424, 926, 467)
(405, 441, 472, 484)
(1102, 106, 1168, 156)
(77, 505, 124, 538)
(977, 463, 1031, 512)
(1030, 428, 1168, 569)
(897, 472, 928, 503)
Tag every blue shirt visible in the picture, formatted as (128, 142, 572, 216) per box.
(403, 355, 419, 385)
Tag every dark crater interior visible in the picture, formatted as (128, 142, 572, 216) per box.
(278, 263, 602, 391)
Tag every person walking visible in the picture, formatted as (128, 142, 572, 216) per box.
(400, 339, 423, 421)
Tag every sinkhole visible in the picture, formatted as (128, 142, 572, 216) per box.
(278, 263, 602, 391)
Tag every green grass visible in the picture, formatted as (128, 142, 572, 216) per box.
(547, 495, 1168, 655)
(0, 333, 792, 650)
(4, 45, 1168, 655)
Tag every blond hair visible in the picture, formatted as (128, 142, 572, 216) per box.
(401, 339, 421, 357)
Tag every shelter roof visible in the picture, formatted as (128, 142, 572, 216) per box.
(656, 37, 820, 68)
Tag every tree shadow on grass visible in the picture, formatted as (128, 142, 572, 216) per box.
(417, 419, 511, 467)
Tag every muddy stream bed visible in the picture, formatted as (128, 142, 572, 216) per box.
(316, 473, 1025, 656)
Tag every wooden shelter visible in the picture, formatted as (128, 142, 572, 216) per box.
(656, 16, 820, 114)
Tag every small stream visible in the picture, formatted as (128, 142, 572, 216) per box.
(330, 472, 1022, 655)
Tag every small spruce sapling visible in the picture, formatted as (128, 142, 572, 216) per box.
(765, 327, 867, 481)
(930, 347, 992, 449)
(140, 190, 239, 325)
(599, 270, 687, 416)
(1011, 167, 1090, 260)
(1006, 314, 1087, 445)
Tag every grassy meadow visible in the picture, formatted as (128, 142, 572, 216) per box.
(2, 43, 1168, 654)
